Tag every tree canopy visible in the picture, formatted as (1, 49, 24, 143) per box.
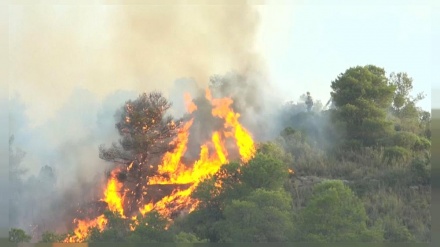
(330, 65, 396, 147)
(295, 180, 383, 242)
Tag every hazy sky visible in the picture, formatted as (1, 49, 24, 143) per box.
(9, 0, 434, 129)
(257, 0, 434, 110)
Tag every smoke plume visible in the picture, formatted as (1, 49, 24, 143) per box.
(9, 3, 283, 238)
(10, 4, 264, 127)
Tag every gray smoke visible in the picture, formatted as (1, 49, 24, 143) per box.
(10, 4, 264, 127)
(8, 2, 294, 240)
(9, 89, 137, 237)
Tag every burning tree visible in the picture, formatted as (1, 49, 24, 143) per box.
(99, 92, 182, 217)
(65, 87, 256, 243)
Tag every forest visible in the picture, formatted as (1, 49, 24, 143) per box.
(9, 65, 431, 243)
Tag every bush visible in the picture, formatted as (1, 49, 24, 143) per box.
(9, 228, 31, 243)
(295, 180, 383, 242)
(40, 231, 66, 243)
(241, 153, 288, 191)
(381, 217, 415, 242)
(174, 232, 207, 243)
(392, 131, 419, 149)
(383, 146, 411, 163)
(410, 157, 430, 185)
(413, 137, 430, 151)
(215, 189, 294, 242)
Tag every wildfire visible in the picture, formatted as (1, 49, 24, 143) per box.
(184, 93, 198, 114)
(210, 89, 255, 163)
(66, 89, 256, 242)
(104, 168, 125, 216)
(64, 168, 126, 242)
(64, 215, 107, 243)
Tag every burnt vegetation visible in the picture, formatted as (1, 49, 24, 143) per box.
(9, 65, 431, 243)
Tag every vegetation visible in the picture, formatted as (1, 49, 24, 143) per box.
(9, 228, 31, 243)
(295, 180, 383, 242)
(10, 65, 430, 243)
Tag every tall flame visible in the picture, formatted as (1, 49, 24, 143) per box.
(210, 89, 255, 163)
(104, 168, 125, 216)
(66, 89, 255, 242)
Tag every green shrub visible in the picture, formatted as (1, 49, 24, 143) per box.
(9, 228, 31, 243)
(383, 146, 411, 162)
(295, 180, 383, 242)
(410, 157, 430, 185)
(413, 137, 431, 151)
(392, 131, 418, 149)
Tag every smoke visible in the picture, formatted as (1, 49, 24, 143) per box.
(9, 89, 137, 236)
(9, 3, 284, 238)
(168, 70, 286, 143)
(10, 4, 264, 128)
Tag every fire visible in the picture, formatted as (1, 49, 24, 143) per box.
(104, 168, 125, 216)
(212, 131, 228, 164)
(210, 89, 255, 163)
(64, 215, 107, 243)
(139, 203, 154, 216)
(150, 119, 194, 181)
(65, 169, 126, 242)
(184, 93, 197, 113)
(66, 88, 256, 242)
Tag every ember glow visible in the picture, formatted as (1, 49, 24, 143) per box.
(65, 89, 256, 242)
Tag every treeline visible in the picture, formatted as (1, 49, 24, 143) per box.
(9, 65, 430, 243)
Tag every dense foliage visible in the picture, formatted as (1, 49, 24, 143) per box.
(10, 65, 430, 243)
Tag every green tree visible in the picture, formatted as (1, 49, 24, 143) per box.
(9, 228, 31, 243)
(388, 72, 428, 135)
(174, 205, 224, 242)
(240, 153, 289, 191)
(330, 65, 396, 147)
(257, 142, 293, 165)
(389, 72, 425, 116)
(296, 180, 383, 242)
(215, 189, 294, 242)
(410, 155, 431, 185)
(174, 232, 208, 243)
(183, 152, 291, 242)
(192, 153, 289, 210)
(392, 131, 419, 149)
(383, 146, 411, 163)
(128, 211, 174, 242)
(418, 110, 431, 139)
(88, 210, 130, 242)
(181, 162, 243, 242)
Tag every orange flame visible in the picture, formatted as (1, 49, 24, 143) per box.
(64, 215, 107, 243)
(66, 169, 126, 242)
(150, 119, 194, 182)
(104, 168, 125, 216)
(141, 89, 255, 217)
(184, 93, 198, 113)
(210, 90, 255, 163)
